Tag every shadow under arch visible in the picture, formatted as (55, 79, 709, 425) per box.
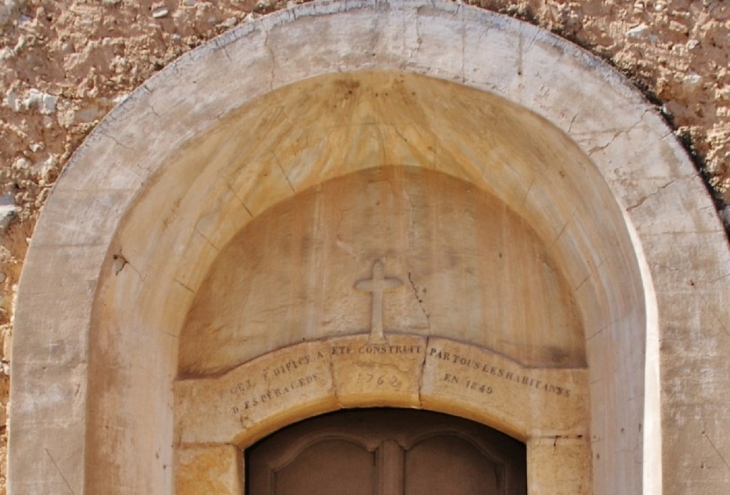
(244, 407, 528, 495)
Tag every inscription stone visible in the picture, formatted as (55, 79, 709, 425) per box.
(174, 335, 588, 446)
(174, 341, 335, 444)
(229, 348, 327, 417)
(427, 346, 572, 398)
(420, 338, 588, 436)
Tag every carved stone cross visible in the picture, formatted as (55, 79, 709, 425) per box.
(355, 260, 403, 344)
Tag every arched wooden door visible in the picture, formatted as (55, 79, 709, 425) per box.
(247, 409, 527, 495)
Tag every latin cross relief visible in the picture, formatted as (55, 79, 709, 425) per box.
(355, 260, 403, 344)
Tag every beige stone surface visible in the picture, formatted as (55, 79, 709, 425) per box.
(0, 0, 728, 237)
(175, 335, 590, 491)
(108, 66, 645, 494)
(175, 444, 243, 495)
(527, 436, 593, 495)
(6, 2, 730, 494)
(180, 165, 584, 377)
(420, 338, 589, 440)
(176, 340, 336, 445)
(176, 336, 588, 447)
(331, 335, 425, 408)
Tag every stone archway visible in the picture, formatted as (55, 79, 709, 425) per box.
(9, 2, 730, 495)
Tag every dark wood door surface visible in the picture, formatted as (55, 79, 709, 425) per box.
(247, 409, 527, 495)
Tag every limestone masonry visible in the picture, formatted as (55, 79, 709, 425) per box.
(1, 0, 730, 494)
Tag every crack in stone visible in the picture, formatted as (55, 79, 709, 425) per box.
(705, 271, 730, 285)
(549, 206, 579, 249)
(221, 44, 233, 63)
(401, 186, 420, 268)
(410, 6, 425, 61)
(100, 130, 133, 151)
(568, 111, 579, 134)
(572, 272, 591, 293)
(174, 278, 196, 294)
(407, 271, 430, 328)
(459, 5, 466, 83)
(146, 102, 161, 118)
(112, 251, 144, 281)
(517, 25, 524, 76)
(45, 448, 76, 495)
(112, 252, 127, 275)
(587, 108, 653, 155)
(585, 325, 606, 342)
(194, 225, 221, 252)
(394, 126, 409, 144)
(334, 205, 355, 233)
(326, 344, 342, 408)
(417, 335, 431, 408)
(587, 130, 622, 155)
(626, 178, 678, 212)
(377, 124, 388, 164)
(519, 175, 536, 209)
(695, 290, 730, 339)
(400, 5, 410, 62)
(274, 155, 296, 192)
(702, 428, 730, 472)
(263, 28, 276, 91)
(628, 107, 654, 132)
(224, 180, 254, 218)
(516, 23, 541, 79)
(649, 261, 680, 273)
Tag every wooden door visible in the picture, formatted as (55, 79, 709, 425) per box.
(247, 409, 527, 495)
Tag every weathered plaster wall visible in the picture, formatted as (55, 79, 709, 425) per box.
(0, 0, 729, 493)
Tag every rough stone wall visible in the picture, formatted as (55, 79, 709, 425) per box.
(0, 0, 728, 492)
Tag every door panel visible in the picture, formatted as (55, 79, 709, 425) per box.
(405, 435, 500, 495)
(247, 409, 526, 495)
(274, 439, 376, 495)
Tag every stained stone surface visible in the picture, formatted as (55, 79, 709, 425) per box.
(174, 444, 243, 495)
